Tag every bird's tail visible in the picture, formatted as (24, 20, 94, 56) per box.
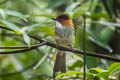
(53, 50, 66, 74)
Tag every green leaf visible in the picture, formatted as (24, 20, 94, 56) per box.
(98, 20, 120, 27)
(90, 68, 103, 73)
(72, 1, 90, 18)
(69, 60, 83, 70)
(90, 0, 99, 13)
(76, 27, 99, 68)
(90, 13, 109, 19)
(100, 27, 113, 43)
(47, 0, 72, 9)
(89, 31, 113, 53)
(29, 23, 55, 37)
(65, 2, 80, 15)
(9, 55, 30, 80)
(4, 10, 27, 22)
(0, 8, 6, 19)
(1, 20, 21, 33)
(23, 33, 30, 47)
(38, 26, 54, 36)
(33, 53, 49, 70)
(27, 14, 55, 18)
(56, 72, 93, 79)
(76, 27, 94, 52)
(96, 72, 109, 80)
(72, 11, 85, 18)
(108, 62, 120, 75)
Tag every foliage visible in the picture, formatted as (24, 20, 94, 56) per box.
(0, 0, 120, 80)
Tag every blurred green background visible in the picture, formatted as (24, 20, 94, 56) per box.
(0, 0, 120, 80)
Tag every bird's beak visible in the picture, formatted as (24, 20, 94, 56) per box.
(51, 18, 57, 21)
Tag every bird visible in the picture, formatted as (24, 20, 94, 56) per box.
(51, 14, 75, 77)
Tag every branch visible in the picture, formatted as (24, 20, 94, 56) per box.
(29, 35, 120, 62)
(0, 41, 46, 54)
(0, 44, 43, 49)
(0, 25, 120, 62)
(0, 25, 13, 31)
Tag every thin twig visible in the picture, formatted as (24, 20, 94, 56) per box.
(83, 14, 86, 80)
(0, 26, 13, 31)
(0, 45, 43, 49)
(0, 42, 46, 54)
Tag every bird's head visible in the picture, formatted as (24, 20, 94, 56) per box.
(51, 14, 74, 27)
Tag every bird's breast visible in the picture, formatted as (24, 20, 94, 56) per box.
(55, 25, 74, 39)
(55, 20, 74, 46)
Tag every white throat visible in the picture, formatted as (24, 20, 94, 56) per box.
(56, 21, 63, 28)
